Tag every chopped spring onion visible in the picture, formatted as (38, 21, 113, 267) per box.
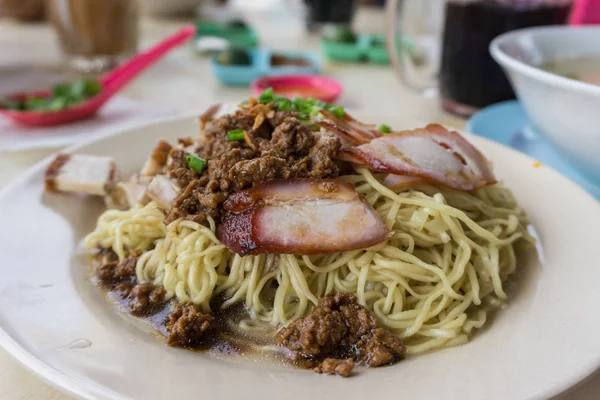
(313, 100, 328, 109)
(185, 154, 207, 173)
(276, 99, 292, 111)
(292, 97, 311, 113)
(227, 129, 245, 141)
(378, 124, 392, 134)
(258, 87, 274, 103)
(330, 105, 345, 118)
(256, 88, 345, 120)
(0, 78, 102, 112)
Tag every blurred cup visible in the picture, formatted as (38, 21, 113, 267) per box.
(304, 0, 356, 31)
(385, 0, 573, 117)
(45, 0, 139, 73)
(0, 0, 46, 21)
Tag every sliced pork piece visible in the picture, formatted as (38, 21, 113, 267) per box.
(315, 120, 366, 146)
(224, 178, 358, 212)
(105, 175, 152, 210)
(349, 124, 496, 191)
(45, 153, 118, 196)
(140, 140, 172, 176)
(319, 109, 379, 143)
(217, 179, 391, 255)
(382, 174, 425, 191)
(145, 175, 181, 209)
(336, 149, 367, 165)
(342, 111, 383, 138)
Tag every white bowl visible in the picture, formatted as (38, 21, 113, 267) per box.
(490, 26, 600, 184)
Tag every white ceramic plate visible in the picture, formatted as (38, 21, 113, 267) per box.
(0, 115, 599, 400)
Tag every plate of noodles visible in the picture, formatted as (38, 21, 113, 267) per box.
(0, 93, 599, 400)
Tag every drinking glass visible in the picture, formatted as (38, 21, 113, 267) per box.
(385, 0, 573, 117)
(46, 0, 139, 73)
(0, 0, 45, 21)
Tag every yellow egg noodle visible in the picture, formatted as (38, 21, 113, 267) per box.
(85, 168, 534, 355)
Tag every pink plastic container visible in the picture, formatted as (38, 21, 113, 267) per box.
(251, 74, 343, 103)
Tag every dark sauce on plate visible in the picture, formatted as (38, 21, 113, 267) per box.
(91, 250, 275, 359)
(90, 249, 404, 376)
(119, 295, 271, 357)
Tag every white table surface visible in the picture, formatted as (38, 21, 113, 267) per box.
(0, 5, 598, 400)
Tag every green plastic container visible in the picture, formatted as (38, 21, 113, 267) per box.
(320, 38, 366, 62)
(365, 35, 390, 65)
(195, 21, 259, 48)
(321, 34, 394, 64)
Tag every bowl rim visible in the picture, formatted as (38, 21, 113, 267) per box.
(490, 25, 600, 96)
(250, 74, 343, 103)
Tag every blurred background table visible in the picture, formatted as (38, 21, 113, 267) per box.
(0, 3, 598, 399)
(0, 5, 460, 188)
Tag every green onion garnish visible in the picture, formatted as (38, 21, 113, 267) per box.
(276, 99, 292, 111)
(1, 78, 101, 112)
(293, 97, 312, 111)
(255, 91, 345, 122)
(313, 100, 328, 109)
(0, 98, 21, 110)
(330, 106, 345, 118)
(227, 129, 245, 141)
(48, 97, 67, 111)
(258, 87, 274, 103)
(185, 154, 207, 173)
(378, 124, 392, 134)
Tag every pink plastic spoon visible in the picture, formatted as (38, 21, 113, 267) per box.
(0, 25, 196, 127)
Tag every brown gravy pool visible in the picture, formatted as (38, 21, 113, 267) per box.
(95, 265, 355, 371)
(90, 252, 270, 354)
(101, 283, 277, 359)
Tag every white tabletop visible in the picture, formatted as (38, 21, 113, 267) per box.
(0, 5, 598, 399)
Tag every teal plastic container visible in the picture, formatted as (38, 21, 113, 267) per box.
(211, 49, 263, 86)
(212, 49, 321, 86)
(263, 50, 322, 76)
(196, 21, 259, 48)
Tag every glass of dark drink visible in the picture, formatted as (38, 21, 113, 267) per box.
(304, 0, 357, 31)
(385, 0, 572, 117)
